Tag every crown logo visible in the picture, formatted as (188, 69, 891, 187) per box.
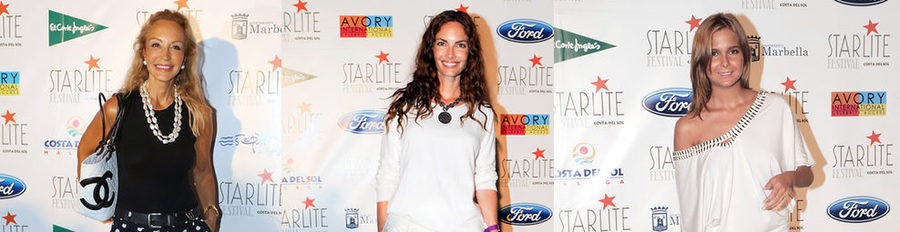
(345, 208, 359, 213)
(651, 206, 668, 214)
(232, 13, 249, 20)
(747, 35, 761, 40)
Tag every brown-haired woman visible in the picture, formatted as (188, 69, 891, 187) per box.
(376, 10, 498, 232)
(672, 13, 814, 231)
(77, 9, 219, 232)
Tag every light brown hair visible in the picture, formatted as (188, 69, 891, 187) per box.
(688, 13, 752, 118)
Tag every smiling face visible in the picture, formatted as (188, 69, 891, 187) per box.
(142, 19, 186, 83)
(432, 21, 470, 80)
(705, 28, 745, 89)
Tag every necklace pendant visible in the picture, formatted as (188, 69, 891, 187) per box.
(438, 111, 451, 124)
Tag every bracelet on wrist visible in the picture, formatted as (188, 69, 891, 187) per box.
(484, 224, 499, 232)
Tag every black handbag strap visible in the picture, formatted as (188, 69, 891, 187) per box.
(95, 92, 128, 153)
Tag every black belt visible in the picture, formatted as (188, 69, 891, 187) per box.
(114, 207, 203, 228)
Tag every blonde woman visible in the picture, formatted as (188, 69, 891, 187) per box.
(77, 10, 219, 232)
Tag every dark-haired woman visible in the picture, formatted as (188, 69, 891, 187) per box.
(376, 10, 498, 232)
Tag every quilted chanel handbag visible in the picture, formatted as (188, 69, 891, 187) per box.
(75, 93, 125, 220)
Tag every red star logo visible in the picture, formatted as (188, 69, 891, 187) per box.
(528, 54, 543, 67)
(85, 55, 101, 71)
(293, 0, 309, 12)
(598, 194, 616, 210)
(866, 131, 882, 145)
(1, 110, 15, 124)
(0, 1, 10, 16)
(303, 197, 316, 209)
(2, 212, 16, 225)
(864, 19, 879, 36)
(298, 102, 311, 113)
(532, 147, 546, 160)
(686, 15, 702, 32)
(591, 76, 609, 92)
(173, 0, 189, 11)
(268, 55, 282, 71)
(780, 76, 797, 92)
(456, 4, 469, 13)
(375, 51, 390, 64)
(258, 169, 274, 184)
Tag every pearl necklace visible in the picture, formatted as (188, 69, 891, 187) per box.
(140, 82, 183, 144)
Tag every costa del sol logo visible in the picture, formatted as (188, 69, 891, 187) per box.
(499, 202, 553, 226)
(0, 173, 26, 199)
(742, 0, 809, 9)
(339, 15, 393, 38)
(498, 53, 553, 95)
(43, 117, 85, 156)
(836, 0, 887, 6)
(48, 10, 107, 46)
(827, 196, 890, 223)
(338, 110, 385, 134)
(642, 88, 691, 117)
(500, 114, 549, 135)
(831, 91, 886, 116)
(0, 71, 19, 96)
(496, 19, 554, 43)
(827, 19, 891, 69)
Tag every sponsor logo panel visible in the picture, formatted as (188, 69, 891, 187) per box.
(827, 196, 890, 223)
(0, 71, 19, 96)
(496, 19, 554, 43)
(0, 173, 26, 199)
(499, 202, 553, 226)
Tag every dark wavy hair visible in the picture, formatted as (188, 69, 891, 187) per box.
(385, 10, 491, 133)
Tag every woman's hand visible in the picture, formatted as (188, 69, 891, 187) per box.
(763, 171, 795, 211)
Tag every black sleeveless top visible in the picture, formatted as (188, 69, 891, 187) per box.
(114, 91, 198, 213)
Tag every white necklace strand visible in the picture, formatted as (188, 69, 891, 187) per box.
(140, 82, 183, 144)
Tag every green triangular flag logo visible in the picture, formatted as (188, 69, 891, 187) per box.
(53, 225, 75, 232)
(48, 10, 108, 46)
(553, 28, 616, 63)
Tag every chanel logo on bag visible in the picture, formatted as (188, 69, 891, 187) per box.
(79, 171, 116, 210)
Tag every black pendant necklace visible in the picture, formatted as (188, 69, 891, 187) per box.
(436, 97, 461, 124)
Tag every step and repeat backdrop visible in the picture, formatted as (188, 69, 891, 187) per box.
(0, 0, 895, 231)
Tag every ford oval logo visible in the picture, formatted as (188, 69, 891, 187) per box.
(827, 196, 890, 223)
(642, 88, 692, 117)
(496, 19, 554, 43)
(499, 202, 553, 226)
(0, 174, 27, 199)
(338, 110, 386, 134)
(835, 0, 887, 6)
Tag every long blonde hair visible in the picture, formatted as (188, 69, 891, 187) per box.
(688, 13, 752, 118)
(119, 9, 211, 136)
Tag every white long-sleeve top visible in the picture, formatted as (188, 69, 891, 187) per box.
(377, 103, 497, 231)
(672, 92, 815, 232)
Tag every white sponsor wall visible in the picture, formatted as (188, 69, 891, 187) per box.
(0, 0, 895, 231)
(0, 0, 552, 231)
(552, 1, 897, 231)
